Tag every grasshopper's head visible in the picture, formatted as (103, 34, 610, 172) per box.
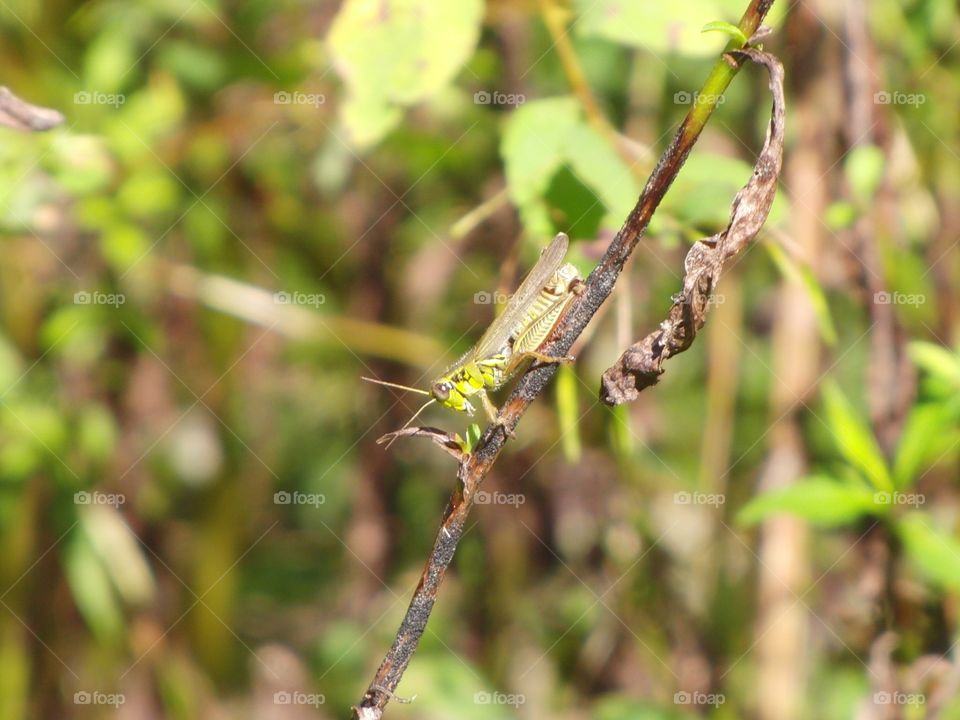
(431, 379, 474, 415)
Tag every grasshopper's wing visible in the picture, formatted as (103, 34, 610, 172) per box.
(467, 233, 569, 362)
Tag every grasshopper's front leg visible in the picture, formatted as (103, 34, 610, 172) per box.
(479, 390, 518, 440)
(480, 391, 499, 423)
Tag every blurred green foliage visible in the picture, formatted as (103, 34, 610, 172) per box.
(0, 0, 958, 719)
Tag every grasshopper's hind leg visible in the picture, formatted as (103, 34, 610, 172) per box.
(506, 350, 576, 375)
(519, 350, 575, 365)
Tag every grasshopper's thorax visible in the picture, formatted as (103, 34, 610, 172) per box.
(431, 355, 509, 415)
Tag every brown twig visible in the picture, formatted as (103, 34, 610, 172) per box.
(353, 2, 779, 717)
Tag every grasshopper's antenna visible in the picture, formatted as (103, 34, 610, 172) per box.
(362, 376, 436, 448)
(361, 376, 431, 396)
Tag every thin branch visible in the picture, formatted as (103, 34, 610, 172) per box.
(353, 2, 778, 717)
(0, 87, 63, 132)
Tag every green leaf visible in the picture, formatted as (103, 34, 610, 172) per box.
(824, 201, 857, 230)
(501, 97, 640, 238)
(157, 40, 227, 92)
(737, 475, 878, 527)
(576, 0, 785, 57)
(608, 404, 635, 462)
(459, 423, 482, 455)
(844, 144, 886, 204)
(593, 694, 683, 719)
(894, 403, 958, 487)
(908, 341, 960, 387)
(117, 169, 181, 219)
(395, 654, 515, 719)
(701, 21, 748, 46)
(765, 242, 838, 346)
(100, 222, 151, 273)
(84, 31, 137, 94)
(76, 404, 119, 464)
(660, 152, 788, 229)
(49, 135, 115, 195)
(821, 381, 893, 491)
(64, 524, 125, 644)
(84, 506, 155, 606)
(898, 513, 960, 593)
(556, 364, 582, 463)
(328, 0, 484, 149)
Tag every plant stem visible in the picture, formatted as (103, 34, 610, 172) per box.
(353, 2, 777, 717)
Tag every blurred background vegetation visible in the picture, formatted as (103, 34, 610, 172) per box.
(0, 0, 959, 718)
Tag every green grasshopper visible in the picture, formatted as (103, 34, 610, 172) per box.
(364, 233, 583, 445)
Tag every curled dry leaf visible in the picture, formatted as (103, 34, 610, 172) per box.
(600, 46, 785, 405)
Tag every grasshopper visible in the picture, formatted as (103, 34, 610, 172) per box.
(364, 233, 583, 445)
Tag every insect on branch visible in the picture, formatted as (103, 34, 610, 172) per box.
(353, 3, 781, 716)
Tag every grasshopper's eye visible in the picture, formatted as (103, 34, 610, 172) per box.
(432, 381, 451, 401)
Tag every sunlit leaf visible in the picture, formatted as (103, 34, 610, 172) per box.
(64, 525, 125, 644)
(898, 513, 960, 593)
(84, 506, 155, 606)
(556, 364, 582, 462)
(575, 0, 785, 57)
(765, 241, 838, 346)
(909, 341, 960, 387)
(502, 97, 640, 238)
(821, 381, 893, 491)
(845, 144, 886, 204)
(737, 475, 878, 527)
(701, 21, 748, 46)
(328, 0, 484, 149)
(894, 403, 959, 487)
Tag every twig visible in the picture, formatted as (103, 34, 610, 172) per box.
(353, 2, 778, 717)
(0, 87, 63, 132)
